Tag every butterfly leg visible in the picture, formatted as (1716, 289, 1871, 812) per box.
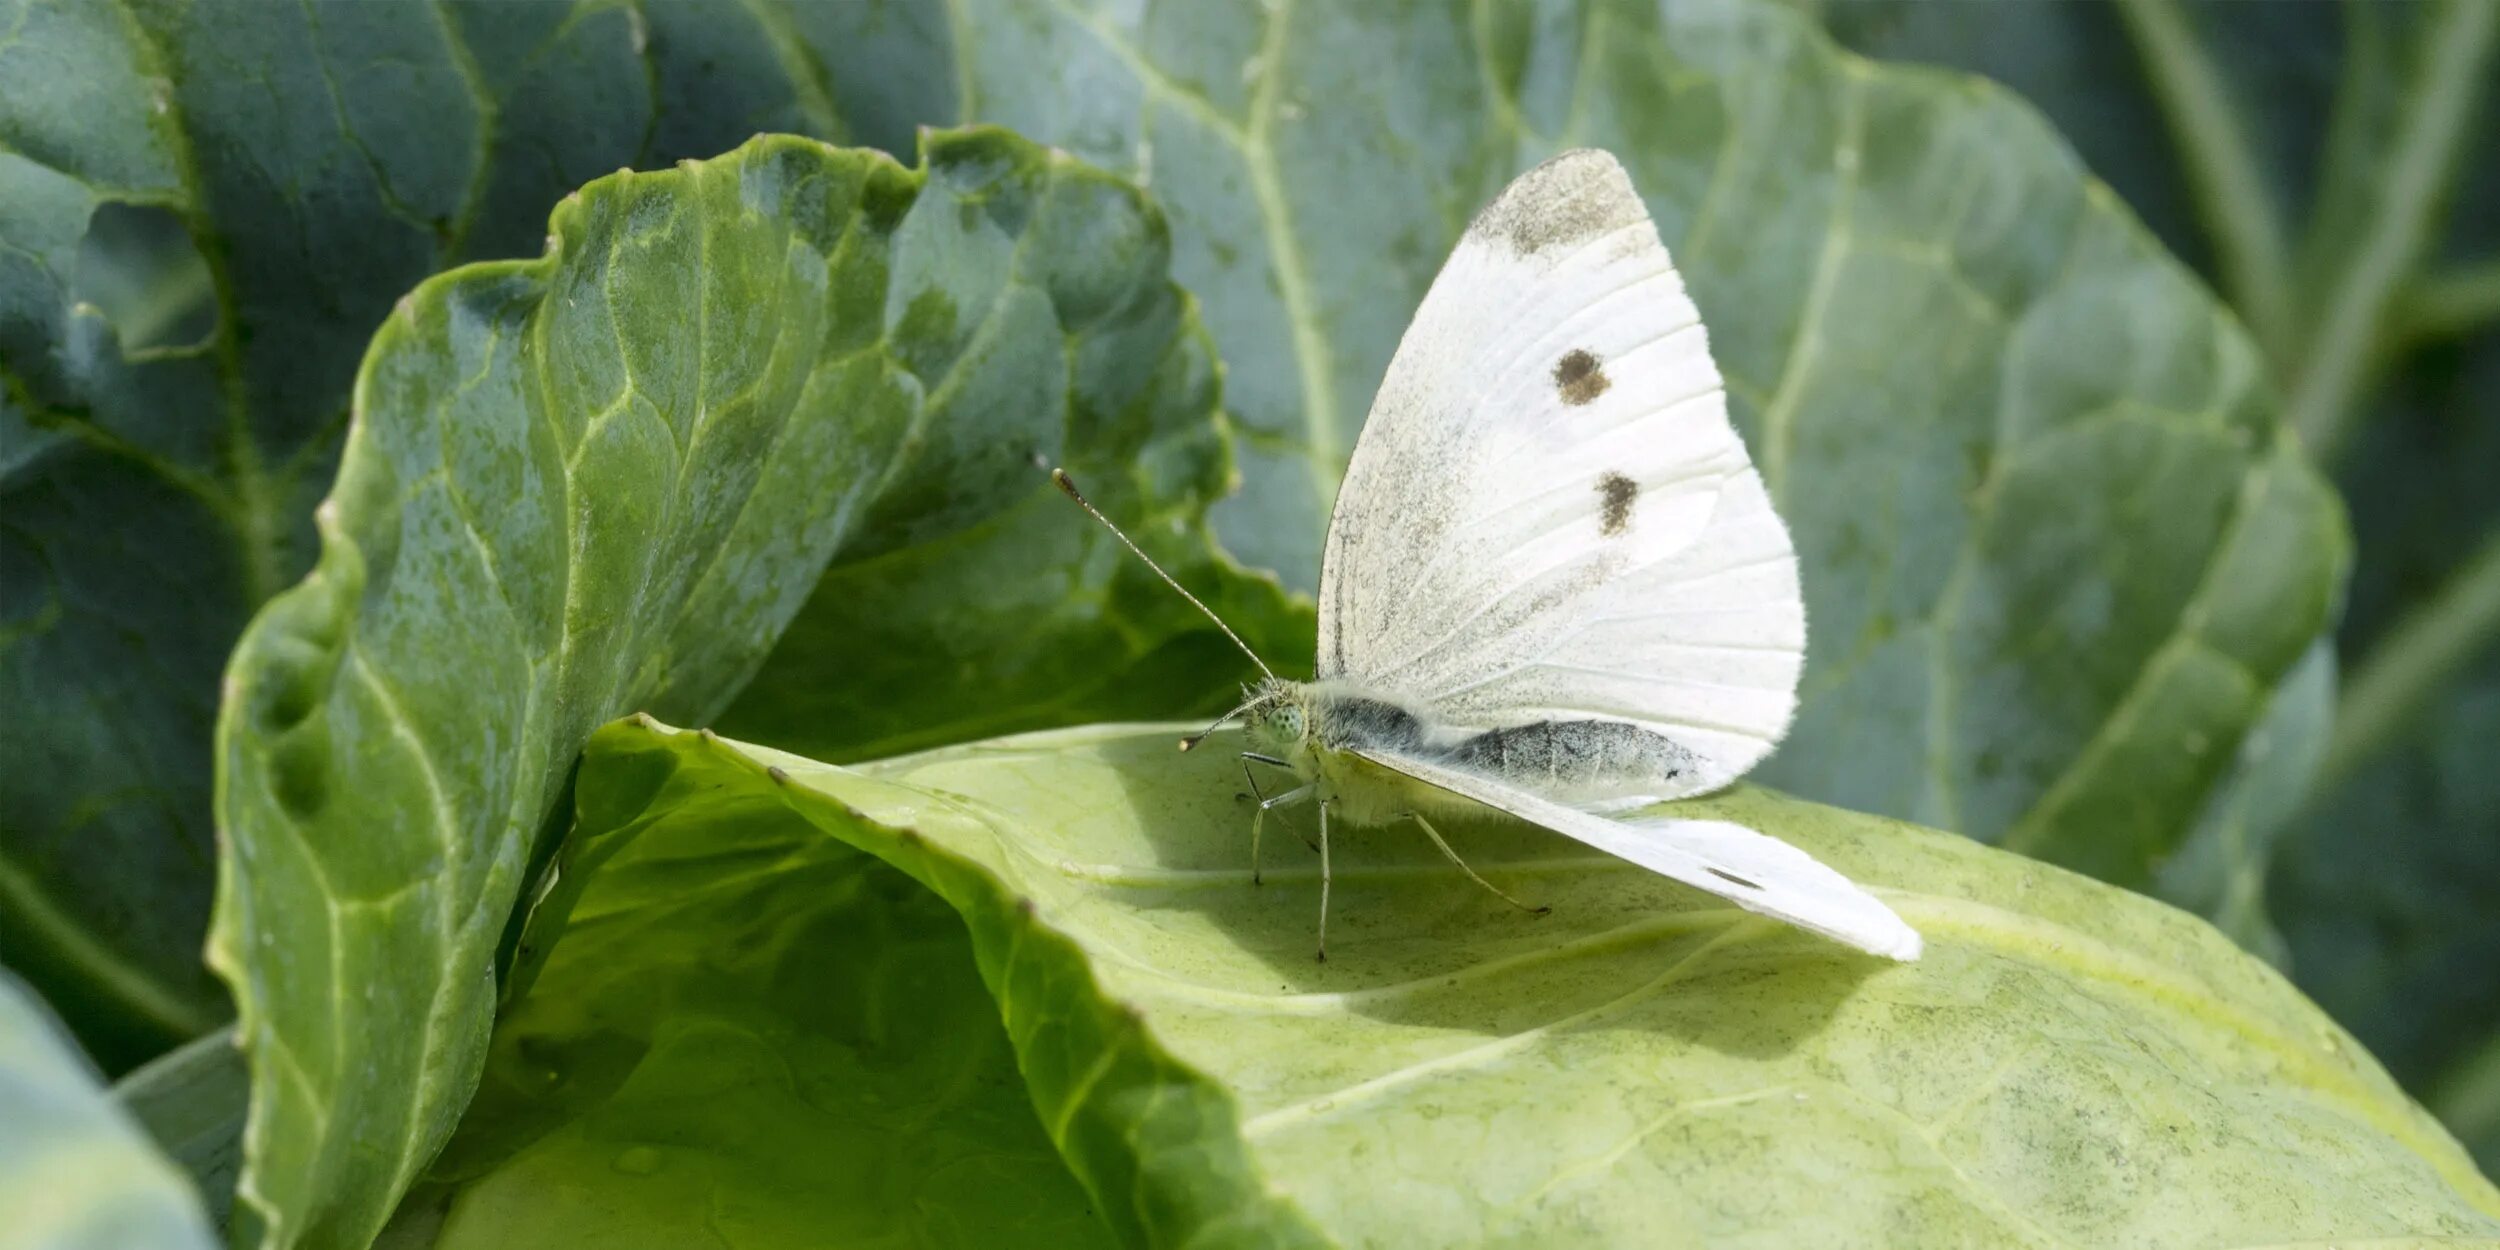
(1409, 812, 1550, 915)
(1238, 752, 1304, 883)
(1238, 754, 1270, 874)
(1315, 799, 1333, 963)
(1237, 752, 1285, 805)
(1249, 779, 1315, 887)
(1240, 753, 1321, 855)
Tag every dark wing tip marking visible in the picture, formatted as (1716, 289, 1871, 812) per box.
(1706, 866, 1763, 891)
(1465, 149, 1646, 257)
(1553, 348, 1609, 405)
(1597, 471, 1638, 536)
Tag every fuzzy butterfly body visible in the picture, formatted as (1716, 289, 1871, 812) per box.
(1060, 149, 1920, 962)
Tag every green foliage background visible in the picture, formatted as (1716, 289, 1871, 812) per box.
(1822, 0, 2500, 1172)
(0, 0, 2495, 1245)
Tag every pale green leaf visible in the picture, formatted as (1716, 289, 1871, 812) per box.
(464, 719, 2500, 1247)
(378, 744, 1114, 1248)
(0, 967, 216, 1249)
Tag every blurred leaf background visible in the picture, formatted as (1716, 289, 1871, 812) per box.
(1820, 0, 2500, 1171)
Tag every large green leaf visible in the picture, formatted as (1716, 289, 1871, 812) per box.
(2, 0, 236, 1067)
(0, 0, 874, 1066)
(443, 717, 2500, 1246)
(1823, 0, 2500, 1170)
(0, 0, 1309, 1065)
(210, 129, 1276, 1249)
(378, 736, 1114, 1249)
(0, 966, 216, 1248)
(779, 0, 2347, 893)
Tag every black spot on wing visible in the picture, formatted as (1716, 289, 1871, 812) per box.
(1597, 472, 1638, 536)
(1553, 349, 1609, 406)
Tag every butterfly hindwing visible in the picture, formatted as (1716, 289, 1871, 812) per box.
(1317, 150, 1803, 796)
(1354, 746, 1921, 961)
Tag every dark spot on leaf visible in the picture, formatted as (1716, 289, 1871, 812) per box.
(1553, 349, 1609, 406)
(1707, 867, 1762, 891)
(1597, 472, 1638, 536)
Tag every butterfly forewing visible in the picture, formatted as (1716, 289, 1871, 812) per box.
(1318, 150, 1803, 794)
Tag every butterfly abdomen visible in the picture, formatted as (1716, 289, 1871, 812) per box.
(1440, 719, 1700, 800)
(1304, 682, 1704, 810)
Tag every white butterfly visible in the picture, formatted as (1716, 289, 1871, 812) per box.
(1057, 149, 1920, 963)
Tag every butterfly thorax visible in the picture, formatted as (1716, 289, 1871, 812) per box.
(1243, 680, 1406, 767)
(1244, 678, 1708, 826)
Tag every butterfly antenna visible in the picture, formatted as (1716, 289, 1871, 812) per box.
(1052, 468, 1278, 687)
(1177, 689, 1273, 753)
